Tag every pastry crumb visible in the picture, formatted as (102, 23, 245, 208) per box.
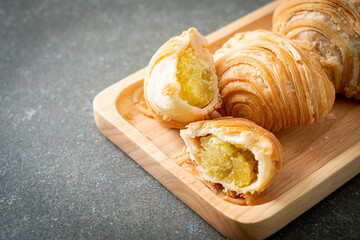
(133, 86, 144, 103)
(326, 113, 337, 120)
(123, 112, 133, 122)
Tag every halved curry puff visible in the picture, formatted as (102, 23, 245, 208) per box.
(180, 117, 283, 204)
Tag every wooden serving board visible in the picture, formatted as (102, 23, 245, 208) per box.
(93, 1, 360, 239)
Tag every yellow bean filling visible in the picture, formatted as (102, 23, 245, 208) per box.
(177, 48, 215, 108)
(197, 135, 257, 190)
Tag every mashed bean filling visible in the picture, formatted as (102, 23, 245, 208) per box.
(177, 48, 215, 108)
(196, 135, 258, 190)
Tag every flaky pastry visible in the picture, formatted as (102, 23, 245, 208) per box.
(273, 0, 360, 99)
(144, 28, 220, 129)
(214, 30, 335, 132)
(180, 117, 283, 205)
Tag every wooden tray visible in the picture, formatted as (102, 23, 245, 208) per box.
(93, 1, 360, 239)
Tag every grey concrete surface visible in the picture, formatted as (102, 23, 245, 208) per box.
(0, 0, 359, 239)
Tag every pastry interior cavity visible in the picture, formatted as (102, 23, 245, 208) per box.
(194, 135, 258, 191)
(177, 47, 216, 108)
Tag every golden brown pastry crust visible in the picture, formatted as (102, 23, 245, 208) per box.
(273, 0, 360, 99)
(214, 30, 335, 132)
(144, 28, 220, 129)
(180, 117, 283, 205)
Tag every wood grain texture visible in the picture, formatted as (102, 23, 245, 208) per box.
(93, 1, 360, 239)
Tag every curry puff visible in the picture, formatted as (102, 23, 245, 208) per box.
(180, 118, 283, 205)
(144, 28, 220, 129)
(214, 30, 335, 132)
(273, 0, 360, 99)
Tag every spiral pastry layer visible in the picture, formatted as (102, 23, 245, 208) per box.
(214, 30, 335, 132)
(273, 0, 360, 99)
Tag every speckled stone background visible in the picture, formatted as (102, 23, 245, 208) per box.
(0, 0, 359, 239)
